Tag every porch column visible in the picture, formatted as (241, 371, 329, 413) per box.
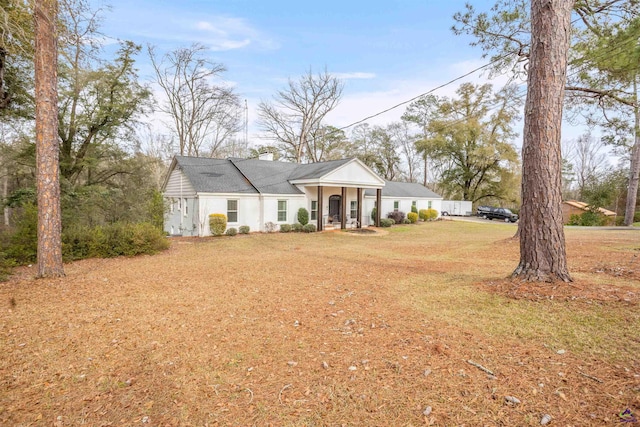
(317, 186, 324, 231)
(376, 188, 382, 227)
(340, 186, 347, 229)
(356, 188, 362, 228)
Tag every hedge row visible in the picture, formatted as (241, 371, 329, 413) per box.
(63, 222, 170, 260)
(280, 223, 316, 233)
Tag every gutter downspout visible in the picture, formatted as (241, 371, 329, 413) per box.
(195, 195, 200, 236)
(179, 169, 183, 234)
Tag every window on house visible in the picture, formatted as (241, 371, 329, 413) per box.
(227, 199, 238, 223)
(393, 200, 399, 211)
(412, 200, 417, 209)
(277, 200, 287, 222)
(170, 199, 175, 213)
(428, 201, 432, 209)
(177, 198, 182, 211)
(310, 201, 317, 221)
(350, 201, 357, 219)
(184, 198, 188, 216)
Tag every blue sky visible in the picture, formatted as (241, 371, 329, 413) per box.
(94, 0, 520, 141)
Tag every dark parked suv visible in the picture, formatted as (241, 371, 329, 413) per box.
(476, 206, 518, 222)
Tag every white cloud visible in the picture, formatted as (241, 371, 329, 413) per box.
(187, 15, 276, 52)
(209, 39, 251, 51)
(194, 21, 227, 36)
(110, 7, 278, 52)
(334, 72, 376, 80)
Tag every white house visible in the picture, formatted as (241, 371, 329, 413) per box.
(162, 155, 443, 236)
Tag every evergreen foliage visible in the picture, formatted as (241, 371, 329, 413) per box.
(302, 223, 317, 233)
(279, 223, 292, 233)
(62, 222, 169, 260)
(297, 207, 309, 225)
(380, 218, 394, 227)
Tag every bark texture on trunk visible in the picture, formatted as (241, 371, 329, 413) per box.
(35, 0, 64, 278)
(623, 97, 640, 226)
(512, 0, 573, 282)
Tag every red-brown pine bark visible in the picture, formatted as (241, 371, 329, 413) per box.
(35, 0, 64, 278)
(512, 0, 573, 282)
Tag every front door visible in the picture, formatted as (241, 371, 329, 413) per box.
(329, 195, 341, 222)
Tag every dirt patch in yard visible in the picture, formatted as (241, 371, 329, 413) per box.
(1, 224, 639, 426)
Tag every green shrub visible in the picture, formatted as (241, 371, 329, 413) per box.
(279, 223, 292, 233)
(6, 203, 38, 264)
(411, 205, 418, 214)
(418, 209, 428, 221)
(62, 226, 95, 260)
(297, 208, 309, 226)
(62, 222, 169, 259)
(568, 211, 605, 226)
(124, 222, 168, 256)
(292, 223, 303, 232)
(209, 213, 227, 236)
(147, 189, 166, 231)
(635, 211, 640, 223)
(380, 218, 394, 227)
(0, 251, 15, 282)
(239, 225, 250, 234)
(403, 218, 411, 224)
(425, 208, 438, 221)
(225, 227, 238, 236)
(371, 207, 377, 222)
(580, 210, 605, 226)
(407, 212, 418, 224)
(264, 222, 277, 233)
(568, 214, 582, 226)
(302, 223, 316, 233)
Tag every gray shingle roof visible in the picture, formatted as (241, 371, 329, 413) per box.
(289, 158, 352, 180)
(172, 156, 441, 199)
(174, 156, 257, 194)
(230, 158, 303, 194)
(365, 181, 442, 198)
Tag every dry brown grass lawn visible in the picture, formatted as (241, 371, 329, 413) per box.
(1, 221, 638, 426)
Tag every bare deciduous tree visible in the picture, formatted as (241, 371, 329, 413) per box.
(388, 121, 422, 183)
(149, 44, 242, 157)
(34, 0, 64, 277)
(257, 68, 343, 163)
(512, 0, 573, 283)
(563, 133, 609, 199)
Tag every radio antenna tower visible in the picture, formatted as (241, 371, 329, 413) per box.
(244, 99, 248, 146)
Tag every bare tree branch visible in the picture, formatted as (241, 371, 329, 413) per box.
(257, 68, 343, 163)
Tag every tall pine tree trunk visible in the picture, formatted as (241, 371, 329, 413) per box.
(512, 0, 573, 282)
(624, 78, 639, 226)
(35, 0, 64, 278)
(2, 166, 9, 226)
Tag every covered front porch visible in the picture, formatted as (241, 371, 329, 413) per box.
(310, 185, 383, 231)
(290, 158, 386, 231)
